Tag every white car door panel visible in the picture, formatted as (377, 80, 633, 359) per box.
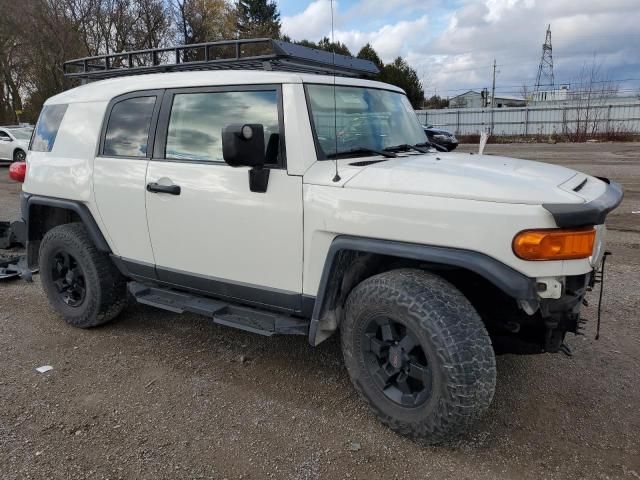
(92, 93, 161, 267)
(145, 163, 303, 297)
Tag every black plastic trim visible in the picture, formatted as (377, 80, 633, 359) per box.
(25, 194, 111, 252)
(112, 256, 157, 280)
(543, 179, 624, 227)
(309, 236, 538, 345)
(156, 265, 302, 314)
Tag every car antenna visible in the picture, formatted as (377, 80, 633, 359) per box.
(330, 0, 341, 182)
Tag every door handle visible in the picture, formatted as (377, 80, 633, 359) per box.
(147, 182, 181, 195)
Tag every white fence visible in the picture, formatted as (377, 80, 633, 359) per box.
(415, 102, 640, 136)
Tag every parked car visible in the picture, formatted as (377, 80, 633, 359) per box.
(0, 126, 32, 163)
(423, 125, 458, 151)
(12, 39, 622, 444)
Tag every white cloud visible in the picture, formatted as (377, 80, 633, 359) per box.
(335, 16, 429, 62)
(281, 0, 333, 41)
(281, 0, 640, 98)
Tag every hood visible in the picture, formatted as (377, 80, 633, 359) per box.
(342, 152, 604, 205)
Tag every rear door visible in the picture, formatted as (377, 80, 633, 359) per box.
(145, 85, 304, 312)
(92, 91, 162, 277)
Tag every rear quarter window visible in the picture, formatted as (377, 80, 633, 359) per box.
(103, 96, 156, 157)
(30, 104, 68, 152)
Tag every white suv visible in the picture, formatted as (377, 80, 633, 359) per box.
(14, 40, 622, 443)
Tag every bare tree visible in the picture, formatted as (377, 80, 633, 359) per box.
(568, 56, 619, 141)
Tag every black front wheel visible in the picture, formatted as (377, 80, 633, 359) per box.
(13, 149, 26, 162)
(39, 223, 127, 328)
(341, 269, 496, 444)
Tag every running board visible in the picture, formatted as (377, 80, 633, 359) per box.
(128, 282, 309, 336)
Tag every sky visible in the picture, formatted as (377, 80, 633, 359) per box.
(277, 0, 640, 99)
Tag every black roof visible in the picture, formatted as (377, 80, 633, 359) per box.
(63, 38, 379, 81)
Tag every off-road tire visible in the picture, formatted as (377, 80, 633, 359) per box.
(341, 268, 496, 444)
(13, 149, 26, 162)
(39, 222, 126, 328)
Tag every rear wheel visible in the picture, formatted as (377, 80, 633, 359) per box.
(13, 149, 26, 162)
(39, 223, 127, 328)
(341, 268, 496, 444)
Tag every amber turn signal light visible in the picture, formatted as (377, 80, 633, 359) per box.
(513, 227, 595, 260)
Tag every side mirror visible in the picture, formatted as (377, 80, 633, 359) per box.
(222, 124, 269, 193)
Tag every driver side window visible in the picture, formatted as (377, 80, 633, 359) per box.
(164, 89, 281, 165)
(0, 131, 10, 140)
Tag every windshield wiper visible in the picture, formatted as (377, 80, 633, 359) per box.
(415, 141, 448, 152)
(327, 147, 397, 159)
(384, 144, 430, 154)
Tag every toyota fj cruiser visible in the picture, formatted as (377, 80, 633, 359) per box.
(13, 39, 623, 443)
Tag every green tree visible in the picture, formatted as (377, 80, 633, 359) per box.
(356, 43, 383, 70)
(237, 0, 281, 39)
(291, 37, 351, 56)
(380, 57, 424, 108)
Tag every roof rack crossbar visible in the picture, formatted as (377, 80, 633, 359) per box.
(63, 39, 379, 80)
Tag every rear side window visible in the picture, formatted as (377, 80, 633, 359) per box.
(30, 104, 68, 152)
(103, 96, 156, 157)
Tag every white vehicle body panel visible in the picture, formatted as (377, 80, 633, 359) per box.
(342, 152, 604, 204)
(93, 156, 154, 264)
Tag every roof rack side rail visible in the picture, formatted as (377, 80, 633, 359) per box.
(63, 38, 379, 80)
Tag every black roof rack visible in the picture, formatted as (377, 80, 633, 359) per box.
(63, 38, 379, 80)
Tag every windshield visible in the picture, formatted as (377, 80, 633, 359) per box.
(8, 128, 33, 141)
(306, 84, 427, 159)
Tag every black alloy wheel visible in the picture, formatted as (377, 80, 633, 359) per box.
(50, 251, 87, 307)
(363, 317, 432, 407)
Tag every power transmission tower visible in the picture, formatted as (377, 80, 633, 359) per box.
(534, 25, 554, 95)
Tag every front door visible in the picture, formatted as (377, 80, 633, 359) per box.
(145, 85, 303, 312)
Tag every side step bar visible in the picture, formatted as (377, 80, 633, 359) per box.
(128, 282, 309, 336)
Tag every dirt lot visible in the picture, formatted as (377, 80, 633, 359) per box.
(1, 143, 639, 480)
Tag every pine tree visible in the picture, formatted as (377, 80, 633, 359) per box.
(380, 57, 424, 108)
(237, 0, 281, 39)
(356, 43, 383, 70)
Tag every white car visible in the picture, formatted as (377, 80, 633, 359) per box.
(0, 126, 32, 163)
(12, 40, 622, 444)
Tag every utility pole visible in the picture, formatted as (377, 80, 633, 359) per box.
(491, 59, 497, 108)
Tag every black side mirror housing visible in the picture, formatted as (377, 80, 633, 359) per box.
(222, 124, 270, 193)
(222, 124, 265, 167)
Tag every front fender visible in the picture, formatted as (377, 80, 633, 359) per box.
(308, 236, 537, 346)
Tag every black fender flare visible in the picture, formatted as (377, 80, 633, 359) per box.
(308, 235, 537, 346)
(22, 193, 111, 252)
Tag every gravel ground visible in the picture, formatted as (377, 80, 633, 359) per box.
(0, 143, 639, 479)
